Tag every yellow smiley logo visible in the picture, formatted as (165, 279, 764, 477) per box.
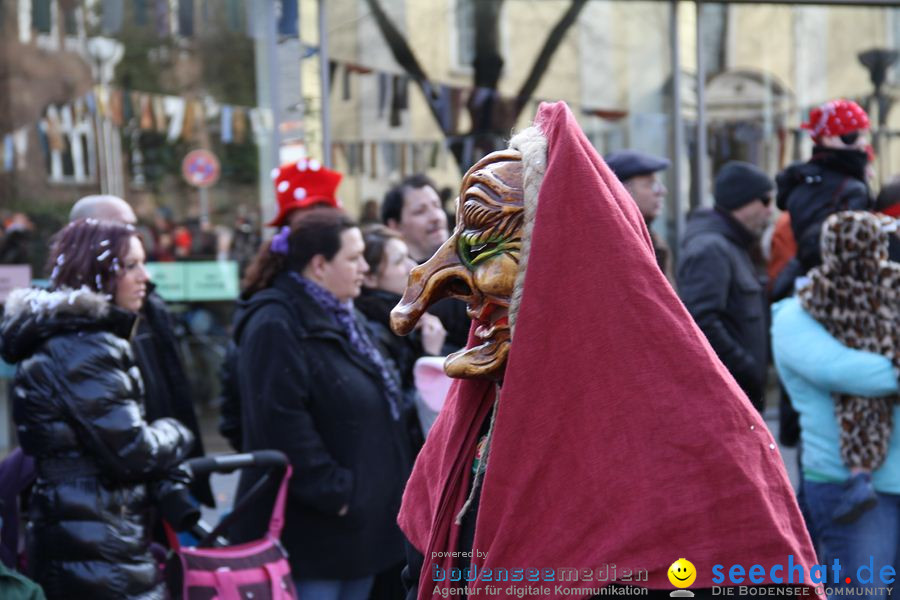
(668, 558, 697, 588)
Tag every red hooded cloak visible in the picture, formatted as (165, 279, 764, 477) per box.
(398, 102, 818, 600)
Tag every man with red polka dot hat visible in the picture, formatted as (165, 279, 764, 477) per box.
(774, 99, 874, 289)
(268, 158, 343, 228)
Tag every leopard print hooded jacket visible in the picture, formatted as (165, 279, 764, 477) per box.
(797, 210, 900, 470)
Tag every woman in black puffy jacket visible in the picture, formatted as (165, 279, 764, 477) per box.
(0, 219, 194, 599)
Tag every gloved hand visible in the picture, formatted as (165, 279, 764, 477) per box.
(150, 463, 201, 532)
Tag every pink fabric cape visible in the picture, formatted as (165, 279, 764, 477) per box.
(398, 102, 818, 600)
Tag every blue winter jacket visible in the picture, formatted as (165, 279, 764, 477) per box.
(771, 298, 900, 492)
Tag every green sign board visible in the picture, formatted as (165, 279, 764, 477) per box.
(145, 263, 185, 300)
(145, 261, 239, 302)
(185, 261, 240, 301)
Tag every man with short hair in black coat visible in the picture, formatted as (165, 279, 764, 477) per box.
(677, 162, 774, 411)
(382, 175, 470, 352)
(69, 195, 213, 507)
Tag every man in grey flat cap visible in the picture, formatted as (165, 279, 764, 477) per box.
(605, 150, 673, 283)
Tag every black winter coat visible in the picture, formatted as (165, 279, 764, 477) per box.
(0, 287, 194, 600)
(414, 257, 471, 354)
(776, 147, 871, 274)
(355, 288, 427, 599)
(356, 287, 424, 393)
(356, 289, 427, 445)
(133, 286, 213, 506)
(676, 209, 768, 409)
(229, 273, 415, 580)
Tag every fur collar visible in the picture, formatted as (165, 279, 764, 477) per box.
(507, 124, 547, 339)
(3, 286, 111, 321)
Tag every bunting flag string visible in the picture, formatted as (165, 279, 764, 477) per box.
(326, 57, 471, 134)
(0, 85, 263, 144)
(1, 74, 462, 177)
(331, 139, 446, 179)
(0, 57, 633, 176)
(12, 129, 29, 171)
(0, 85, 267, 174)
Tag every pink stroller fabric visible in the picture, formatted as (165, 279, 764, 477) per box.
(173, 465, 296, 600)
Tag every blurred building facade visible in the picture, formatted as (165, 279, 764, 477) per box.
(0, 0, 897, 250)
(317, 0, 900, 250)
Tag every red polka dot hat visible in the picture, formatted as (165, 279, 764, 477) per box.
(802, 99, 870, 139)
(268, 158, 343, 227)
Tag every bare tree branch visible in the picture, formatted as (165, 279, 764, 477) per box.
(473, 0, 505, 89)
(363, 0, 447, 133)
(514, 0, 589, 116)
(365, 0, 587, 171)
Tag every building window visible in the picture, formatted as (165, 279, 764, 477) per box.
(452, 0, 475, 71)
(63, 4, 78, 35)
(225, 0, 244, 32)
(177, 0, 193, 36)
(43, 103, 96, 184)
(32, 0, 51, 33)
(277, 0, 297, 37)
(700, 4, 727, 76)
(892, 8, 900, 84)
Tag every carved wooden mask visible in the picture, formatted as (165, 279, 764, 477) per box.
(391, 150, 524, 381)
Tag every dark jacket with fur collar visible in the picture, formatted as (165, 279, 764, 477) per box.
(133, 284, 212, 506)
(0, 287, 193, 600)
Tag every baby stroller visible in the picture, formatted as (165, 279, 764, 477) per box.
(165, 450, 297, 599)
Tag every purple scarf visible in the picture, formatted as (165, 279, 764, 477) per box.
(289, 272, 402, 420)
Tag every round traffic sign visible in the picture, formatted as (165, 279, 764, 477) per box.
(182, 149, 221, 188)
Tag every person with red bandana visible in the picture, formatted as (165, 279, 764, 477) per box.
(390, 102, 819, 600)
(772, 99, 873, 297)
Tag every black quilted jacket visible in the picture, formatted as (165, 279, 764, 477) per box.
(776, 146, 872, 274)
(0, 287, 193, 600)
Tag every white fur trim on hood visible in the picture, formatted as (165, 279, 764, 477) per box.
(3, 286, 111, 322)
(507, 125, 547, 339)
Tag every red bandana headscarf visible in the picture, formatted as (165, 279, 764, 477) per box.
(802, 99, 870, 139)
(399, 102, 818, 600)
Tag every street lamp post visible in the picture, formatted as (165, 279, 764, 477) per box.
(858, 48, 899, 181)
(86, 36, 125, 197)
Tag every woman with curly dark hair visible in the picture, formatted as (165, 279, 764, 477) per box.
(0, 218, 195, 599)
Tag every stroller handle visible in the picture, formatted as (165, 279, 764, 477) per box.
(185, 450, 288, 476)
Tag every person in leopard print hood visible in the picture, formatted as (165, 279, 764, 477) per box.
(796, 211, 900, 523)
(773, 211, 900, 595)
